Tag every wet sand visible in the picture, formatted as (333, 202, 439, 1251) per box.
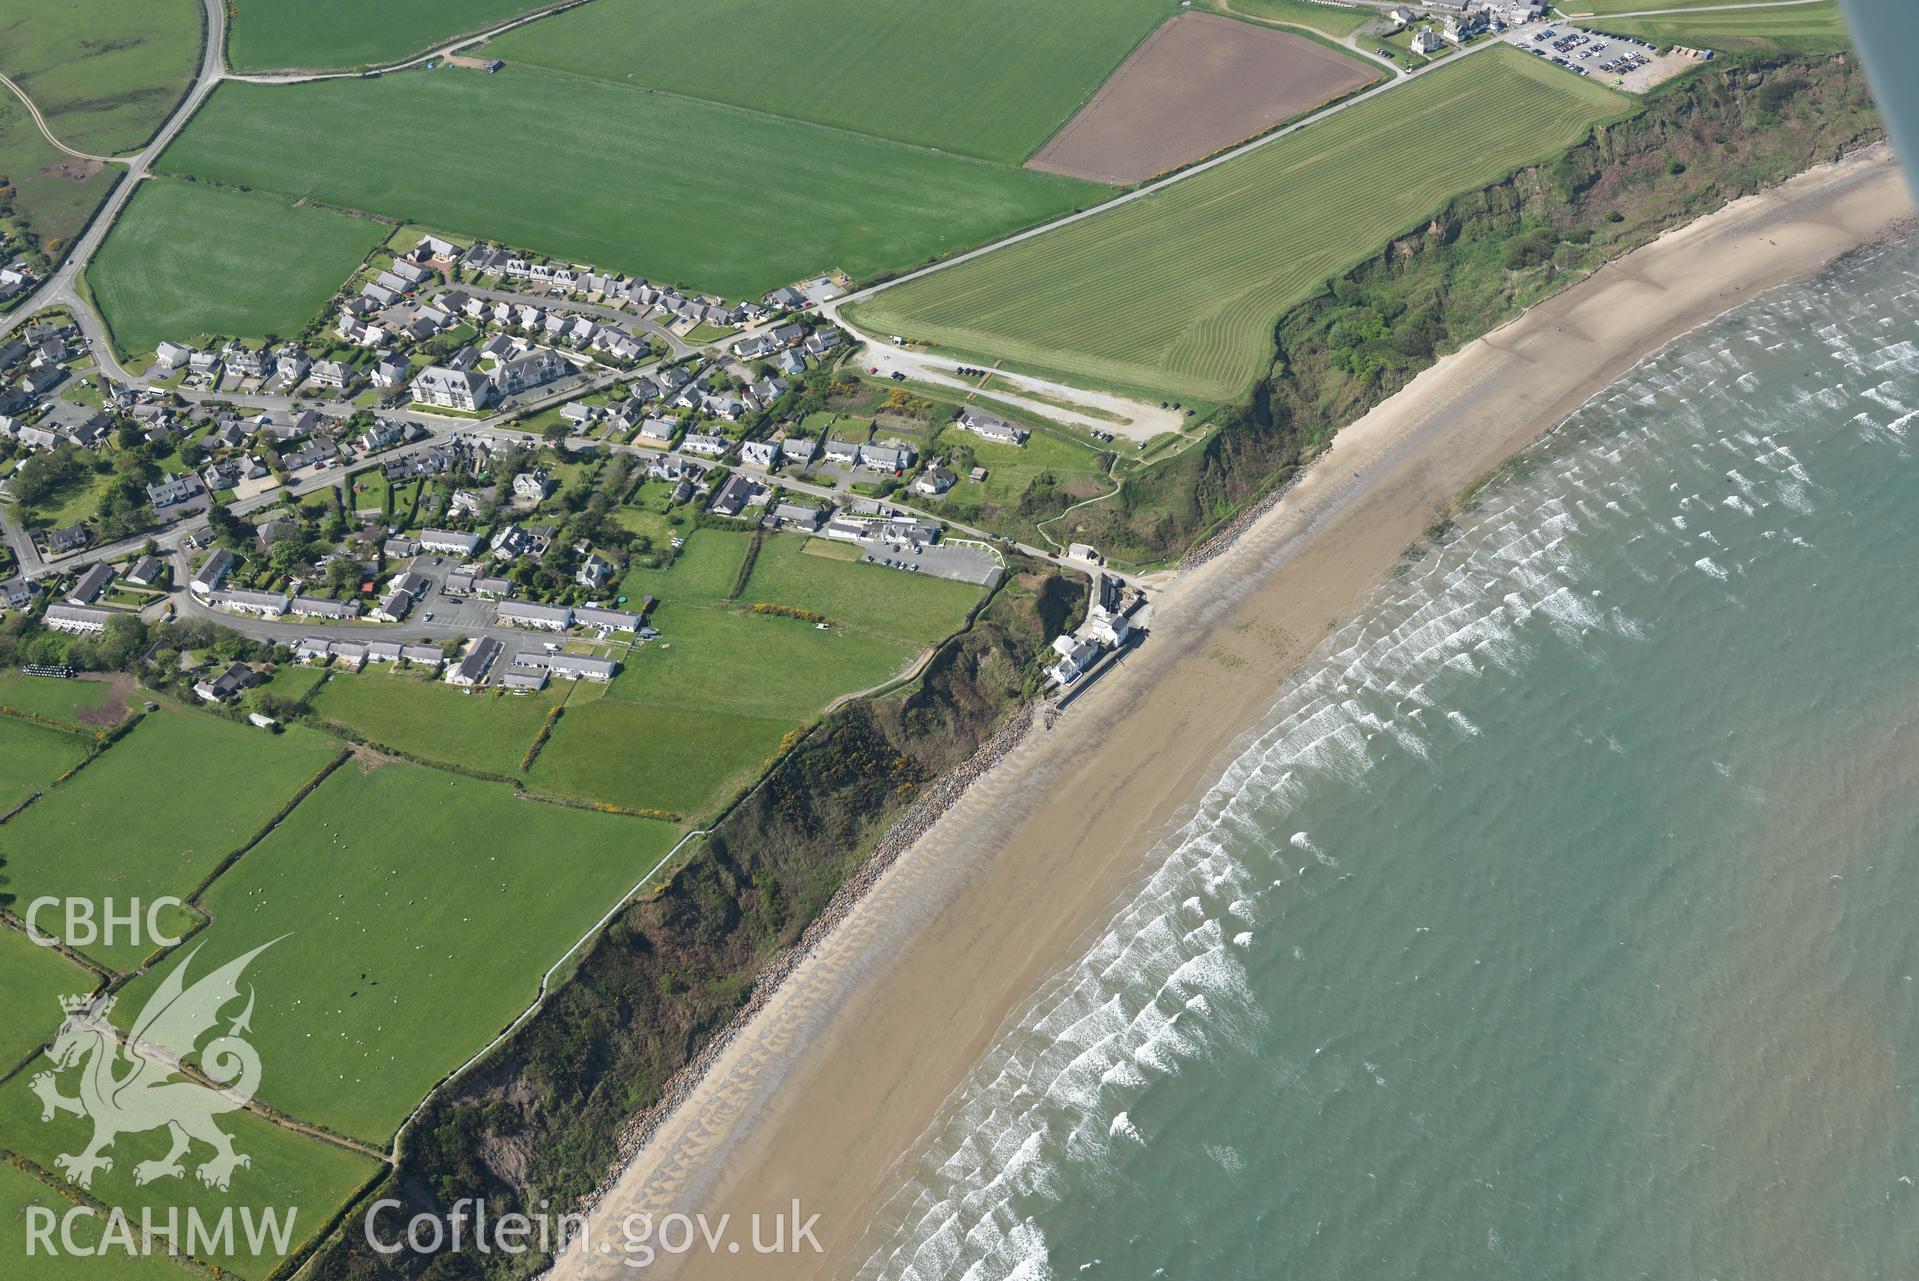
(548, 144, 1914, 1280)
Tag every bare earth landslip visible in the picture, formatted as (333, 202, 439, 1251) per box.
(1028, 11, 1378, 185)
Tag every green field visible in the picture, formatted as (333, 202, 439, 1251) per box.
(0, 924, 97, 1069)
(741, 535, 981, 645)
(528, 697, 792, 818)
(487, 0, 1178, 165)
(307, 668, 564, 775)
(115, 762, 676, 1141)
(846, 49, 1628, 401)
(615, 528, 754, 606)
(228, 0, 548, 72)
(0, 0, 201, 156)
(0, 673, 131, 727)
(156, 66, 1103, 299)
(0, 1068, 379, 1278)
(0, 714, 92, 814)
(87, 177, 385, 356)
(1215, 0, 1374, 38)
(0, 91, 117, 268)
(1572, 0, 1819, 12)
(0, 1161, 217, 1281)
(0, 709, 342, 970)
(1589, 1, 1850, 52)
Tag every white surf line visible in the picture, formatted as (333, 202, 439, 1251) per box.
(388, 822, 711, 1164)
(0, 71, 126, 164)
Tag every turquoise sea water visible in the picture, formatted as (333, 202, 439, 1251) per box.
(850, 236, 1919, 1280)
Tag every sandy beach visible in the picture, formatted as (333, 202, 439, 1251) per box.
(548, 144, 1913, 1280)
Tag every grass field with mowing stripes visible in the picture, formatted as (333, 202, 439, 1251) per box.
(1587, 1, 1849, 53)
(485, 0, 1178, 165)
(156, 66, 1103, 301)
(846, 49, 1627, 402)
(87, 177, 386, 356)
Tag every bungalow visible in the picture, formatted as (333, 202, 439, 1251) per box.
(638, 416, 678, 444)
(217, 588, 289, 617)
(0, 578, 33, 612)
(400, 644, 445, 669)
(767, 322, 804, 348)
(500, 665, 549, 691)
(446, 636, 504, 686)
(497, 599, 572, 631)
(777, 349, 806, 377)
(384, 536, 421, 559)
(824, 438, 862, 466)
(413, 365, 496, 411)
(512, 650, 617, 682)
(291, 595, 361, 620)
(780, 435, 817, 466)
(43, 604, 110, 635)
(573, 605, 640, 632)
(740, 439, 780, 468)
(801, 329, 843, 358)
(707, 472, 766, 518)
(66, 563, 113, 605)
(443, 571, 514, 598)
(193, 662, 256, 703)
(420, 528, 482, 555)
(955, 407, 1028, 446)
(682, 433, 729, 458)
(770, 501, 825, 532)
(192, 547, 236, 593)
(285, 440, 340, 470)
(371, 590, 413, 623)
(561, 401, 599, 426)
(124, 555, 165, 587)
(763, 285, 805, 310)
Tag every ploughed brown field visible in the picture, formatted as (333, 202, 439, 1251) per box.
(1027, 12, 1378, 184)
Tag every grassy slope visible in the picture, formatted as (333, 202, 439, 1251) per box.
(848, 49, 1628, 402)
(115, 762, 677, 1142)
(1590, 2, 1851, 53)
(486, 0, 1177, 164)
(0, 714, 91, 813)
(0, 672, 129, 726)
(228, 0, 547, 72)
(0, 710, 342, 970)
(156, 67, 1103, 300)
(0, 1066, 379, 1278)
(86, 177, 385, 355)
(0, 0, 201, 155)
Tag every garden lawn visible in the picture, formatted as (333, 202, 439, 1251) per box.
(87, 177, 385, 356)
(0, 1070, 379, 1279)
(0, 1161, 236, 1281)
(112, 762, 678, 1142)
(229, 0, 548, 72)
(1214, 0, 1374, 38)
(846, 49, 1628, 401)
(0, 714, 92, 814)
(0, 924, 96, 1069)
(156, 67, 1103, 300)
(742, 533, 981, 645)
(0, 0, 202, 155)
(485, 0, 1178, 164)
(0, 708, 343, 971)
(307, 668, 562, 776)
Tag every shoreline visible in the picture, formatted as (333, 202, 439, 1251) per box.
(547, 143, 1914, 1281)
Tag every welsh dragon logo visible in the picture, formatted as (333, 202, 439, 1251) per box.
(32, 940, 277, 1192)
